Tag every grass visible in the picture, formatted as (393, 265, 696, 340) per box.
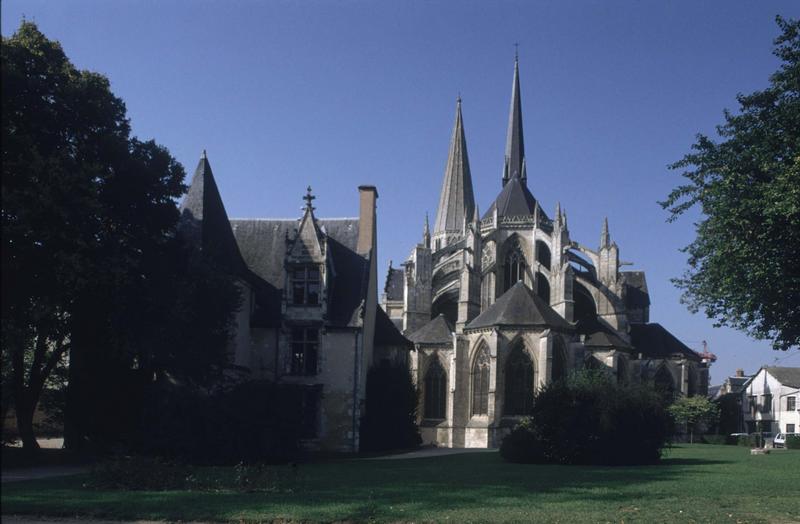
(3, 445, 800, 523)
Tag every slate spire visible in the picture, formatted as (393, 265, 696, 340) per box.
(179, 150, 245, 273)
(434, 96, 476, 234)
(502, 55, 526, 187)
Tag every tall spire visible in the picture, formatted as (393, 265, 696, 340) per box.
(503, 54, 526, 187)
(433, 96, 476, 235)
(423, 212, 431, 248)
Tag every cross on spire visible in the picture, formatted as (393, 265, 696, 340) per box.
(303, 185, 316, 212)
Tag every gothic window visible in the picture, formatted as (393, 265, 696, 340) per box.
(535, 240, 551, 271)
(504, 344, 534, 416)
(424, 357, 447, 419)
(536, 273, 550, 303)
(654, 366, 676, 399)
(503, 243, 526, 292)
(552, 338, 567, 382)
(290, 327, 319, 375)
(471, 345, 490, 416)
(291, 266, 320, 305)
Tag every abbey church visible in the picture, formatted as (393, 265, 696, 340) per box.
(381, 57, 714, 448)
(180, 56, 713, 453)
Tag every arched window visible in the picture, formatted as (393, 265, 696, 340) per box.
(424, 357, 447, 419)
(552, 337, 567, 382)
(536, 273, 550, 303)
(654, 366, 676, 400)
(504, 344, 534, 416)
(471, 345, 490, 416)
(503, 242, 526, 292)
(536, 240, 551, 270)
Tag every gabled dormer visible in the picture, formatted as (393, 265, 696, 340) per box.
(285, 187, 327, 310)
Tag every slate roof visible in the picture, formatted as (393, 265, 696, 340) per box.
(629, 323, 701, 362)
(465, 281, 572, 331)
(229, 218, 367, 328)
(726, 376, 750, 393)
(179, 154, 247, 274)
(621, 271, 650, 310)
(374, 306, 412, 349)
(482, 177, 544, 219)
(765, 367, 800, 388)
(580, 318, 632, 350)
(408, 314, 454, 345)
(384, 267, 404, 301)
(434, 98, 476, 233)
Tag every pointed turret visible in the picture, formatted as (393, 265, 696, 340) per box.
(433, 97, 476, 240)
(600, 217, 610, 249)
(179, 150, 245, 273)
(503, 55, 526, 186)
(423, 213, 431, 248)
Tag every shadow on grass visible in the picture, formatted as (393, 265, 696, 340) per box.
(3, 447, 797, 523)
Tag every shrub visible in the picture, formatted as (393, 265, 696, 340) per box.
(137, 379, 304, 465)
(734, 434, 759, 447)
(359, 362, 421, 452)
(786, 435, 800, 450)
(500, 371, 670, 466)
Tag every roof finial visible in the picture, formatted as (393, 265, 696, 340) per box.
(202, 149, 207, 160)
(601, 216, 610, 248)
(303, 185, 316, 213)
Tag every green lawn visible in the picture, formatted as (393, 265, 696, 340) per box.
(3, 445, 799, 523)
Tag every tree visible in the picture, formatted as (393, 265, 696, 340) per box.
(2, 22, 239, 451)
(661, 17, 800, 351)
(667, 396, 720, 444)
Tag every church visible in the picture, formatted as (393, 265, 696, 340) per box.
(380, 56, 714, 448)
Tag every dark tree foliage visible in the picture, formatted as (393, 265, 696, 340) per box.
(1, 22, 240, 451)
(136, 380, 303, 465)
(500, 372, 671, 466)
(359, 362, 421, 453)
(715, 394, 743, 436)
(661, 17, 800, 351)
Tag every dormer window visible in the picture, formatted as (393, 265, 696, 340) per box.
(292, 266, 320, 305)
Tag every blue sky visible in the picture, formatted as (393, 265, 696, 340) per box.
(3, 1, 799, 382)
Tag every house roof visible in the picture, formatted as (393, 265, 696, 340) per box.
(230, 218, 368, 328)
(765, 367, 800, 388)
(465, 281, 572, 331)
(629, 323, 702, 362)
(408, 314, 454, 346)
(374, 306, 412, 349)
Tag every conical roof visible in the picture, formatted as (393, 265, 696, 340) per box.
(434, 98, 475, 233)
(179, 152, 245, 273)
(465, 281, 571, 330)
(482, 177, 541, 219)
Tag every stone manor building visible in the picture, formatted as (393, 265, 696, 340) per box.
(381, 57, 712, 448)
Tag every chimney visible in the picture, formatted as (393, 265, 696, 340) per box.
(357, 185, 378, 256)
(736, 368, 744, 378)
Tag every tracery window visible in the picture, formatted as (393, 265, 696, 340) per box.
(503, 243, 526, 292)
(290, 327, 319, 375)
(471, 345, 490, 416)
(424, 357, 447, 419)
(292, 266, 320, 305)
(504, 345, 534, 416)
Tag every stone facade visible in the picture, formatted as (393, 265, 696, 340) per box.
(383, 57, 712, 448)
(180, 158, 410, 453)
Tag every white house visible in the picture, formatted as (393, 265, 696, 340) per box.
(741, 367, 800, 435)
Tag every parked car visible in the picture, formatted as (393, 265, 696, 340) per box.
(773, 433, 794, 448)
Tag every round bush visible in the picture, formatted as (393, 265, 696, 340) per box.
(500, 371, 671, 466)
